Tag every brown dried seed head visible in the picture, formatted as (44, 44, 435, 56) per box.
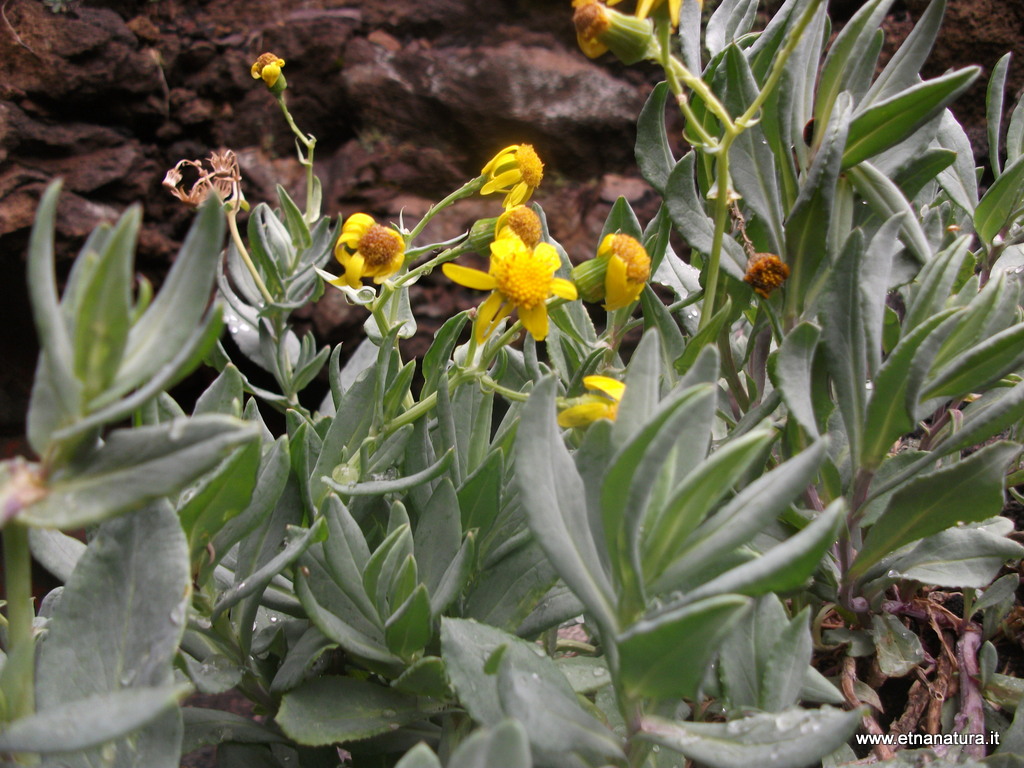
(744, 253, 790, 298)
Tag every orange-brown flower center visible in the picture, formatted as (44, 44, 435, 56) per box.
(500, 207, 543, 248)
(573, 2, 611, 41)
(610, 234, 651, 283)
(358, 224, 404, 268)
(516, 145, 544, 189)
(744, 253, 790, 298)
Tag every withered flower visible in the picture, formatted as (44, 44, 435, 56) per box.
(163, 149, 245, 208)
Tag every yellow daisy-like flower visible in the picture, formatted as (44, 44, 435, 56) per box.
(599, 233, 651, 310)
(329, 213, 405, 290)
(480, 144, 544, 209)
(251, 52, 286, 89)
(558, 375, 626, 427)
(442, 234, 577, 342)
(573, 0, 614, 58)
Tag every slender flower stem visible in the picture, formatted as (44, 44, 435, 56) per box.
(699, 140, 734, 330)
(3, 522, 35, 723)
(405, 177, 486, 244)
(736, 0, 824, 130)
(226, 209, 274, 306)
(274, 94, 318, 222)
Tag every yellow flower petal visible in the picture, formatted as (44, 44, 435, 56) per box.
(518, 303, 549, 340)
(442, 263, 498, 291)
(583, 375, 626, 401)
(476, 291, 512, 342)
(341, 253, 366, 289)
(481, 169, 522, 195)
(558, 401, 613, 428)
(603, 252, 634, 310)
(551, 278, 579, 301)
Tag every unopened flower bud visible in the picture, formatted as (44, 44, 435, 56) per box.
(572, 1, 656, 65)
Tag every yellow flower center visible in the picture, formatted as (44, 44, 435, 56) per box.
(358, 225, 404, 268)
(516, 145, 544, 189)
(744, 253, 790, 298)
(609, 234, 651, 283)
(491, 246, 557, 310)
(498, 206, 543, 248)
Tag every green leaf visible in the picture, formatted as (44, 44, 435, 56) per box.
(441, 617, 576, 728)
(72, 206, 137, 401)
(903, 236, 971, 332)
(675, 298, 734, 376)
(975, 153, 1024, 244)
(448, 720, 531, 768)
(27, 527, 85, 583)
(180, 439, 260, 568)
(665, 154, 747, 279)
(785, 92, 852, 310)
(684, 500, 844, 603)
(655, 440, 828, 593)
(602, 383, 716, 608)
(600, 196, 643, 241)
(181, 707, 284, 753)
(34, 501, 190, 766)
(1008, 88, 1024, 167)
(761, 607, 814, 712)
(516, 377, 617, 634)
(885, 525, 1024, 589)
(26, 182, 82, 455)
(921, 321, 1024, 399)
(640, 707, 863, 768)
(277, 676, 432, 746)
(846, 161, 931, 265)
(843, 67, 979, 169)
(385, 584, 432, 658)
(277, 184, 312, 251)
(421, 312, 469, 399)
(636, 82, 675, 191)
(860, 309, 959, 469)
(0, 685, 188, 754)
(851, 441, 1021, 579)
(862, 0, 945, 105)
(213, 519, 325, 618)
(814, 0, 896, 135)
(498, 665, 624, 766)
(988, 53, 1012, 175)
(772, 322, 821, 437)
(872, 613, 925, 677)
(111, 197, 226, 398)
(643, 428, 775, 584)
(617, 595, 750, 700)
(19, 415, 257, 529)
(395, 743, 442, 768)
(705, 0, 759, 58)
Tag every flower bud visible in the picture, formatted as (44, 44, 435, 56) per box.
(251, 52, 287, 94)
(573, 1, 656, 65)
(571, 257, 610, 304)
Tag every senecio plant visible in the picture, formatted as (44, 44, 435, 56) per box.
(4, 0, 1024, 766)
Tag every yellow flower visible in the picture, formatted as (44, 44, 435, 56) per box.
(635, 0, 686, 28)
(743, 253, 790, 299)
(599, 233, 651, 310)
(329, 213, 405, 289)
(251, 52, 286, 90)
(573, 0, 614, 58)
(558, 375, 625, 427)
(495, 205, 543, 248)
(480, 144, 544, 209)
(442, 234, 577, 342)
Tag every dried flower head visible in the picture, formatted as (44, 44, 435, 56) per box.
(744, 253, 790, 298)
(163, 149, 245, 208)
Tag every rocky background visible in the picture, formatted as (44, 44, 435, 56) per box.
(0, 0, 1021, 444)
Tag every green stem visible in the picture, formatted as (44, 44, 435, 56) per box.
(699, 140, 734, 330)
(226, 210, 275, 306)
(274, 94, 318, 222)
(658, 22, 719, 148)
(3, 522, 35, 723)
(406, 177, 486, 244)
